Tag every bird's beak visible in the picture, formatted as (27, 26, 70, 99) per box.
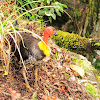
(54, 32, 58, 36)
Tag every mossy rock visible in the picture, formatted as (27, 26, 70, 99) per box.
(51, 30, 89, 53)
(51, 30, 100, 55)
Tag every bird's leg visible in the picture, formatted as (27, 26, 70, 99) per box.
(33, 60, 43, 87)
(34, 65, 38, 87)
(21, 67, 33, 91)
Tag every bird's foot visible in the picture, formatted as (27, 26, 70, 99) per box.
(22, 67, 33, 92)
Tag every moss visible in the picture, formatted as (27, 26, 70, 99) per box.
(51, 30, 89, 53)
(75, 59, 92, 72)
(86, 82, 98, 97)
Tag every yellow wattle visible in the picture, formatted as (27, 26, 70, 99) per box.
(38, 41, 50, 56)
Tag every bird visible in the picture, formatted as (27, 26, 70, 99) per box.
(16, 27, 57, 62)
(11, 21, 58, 90)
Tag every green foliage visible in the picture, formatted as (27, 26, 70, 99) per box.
(86, 82, 98, 97)
(15, 0, 67, 22)
(94, 42, 100, 46)
(93, 59, 100, 71)
(51, 30, 88, 52)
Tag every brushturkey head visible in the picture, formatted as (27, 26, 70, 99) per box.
(44, 26, 58, 36)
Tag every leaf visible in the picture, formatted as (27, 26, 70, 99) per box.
(62, 4, 68, 8)
(38, 0, 44, 2)
(51, 13, 56, 20)
(47, 0, 51, 4)
(50, 8, 54, 14)
(70, 65, 85, 78)
(26, 13, 31, 17)
(45, 9, 56, 20)
(38, 10, 45, 16)
(37, 18, 43, 22)
(32, 13, 36, 20)
(55, 9, 61, 16)
(49, 16, 52, 23)
(54, 2, 63, 11)
(45, 11, 51, 16)
(95, 42, 100, 46)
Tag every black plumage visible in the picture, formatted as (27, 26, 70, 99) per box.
(16, 33, 45, 62)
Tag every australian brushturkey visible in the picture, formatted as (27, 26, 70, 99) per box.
(11, 20, 58, 90)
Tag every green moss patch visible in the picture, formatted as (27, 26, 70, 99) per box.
(86, 82, 98, 97)
(51, 30, 89, 53)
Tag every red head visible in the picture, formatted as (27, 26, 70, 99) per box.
(44, 26, 57, 36)
(43, 26, 58, 44)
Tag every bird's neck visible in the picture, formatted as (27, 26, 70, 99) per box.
(43, 33, 49, 44)
(38, 32, 50, 56)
